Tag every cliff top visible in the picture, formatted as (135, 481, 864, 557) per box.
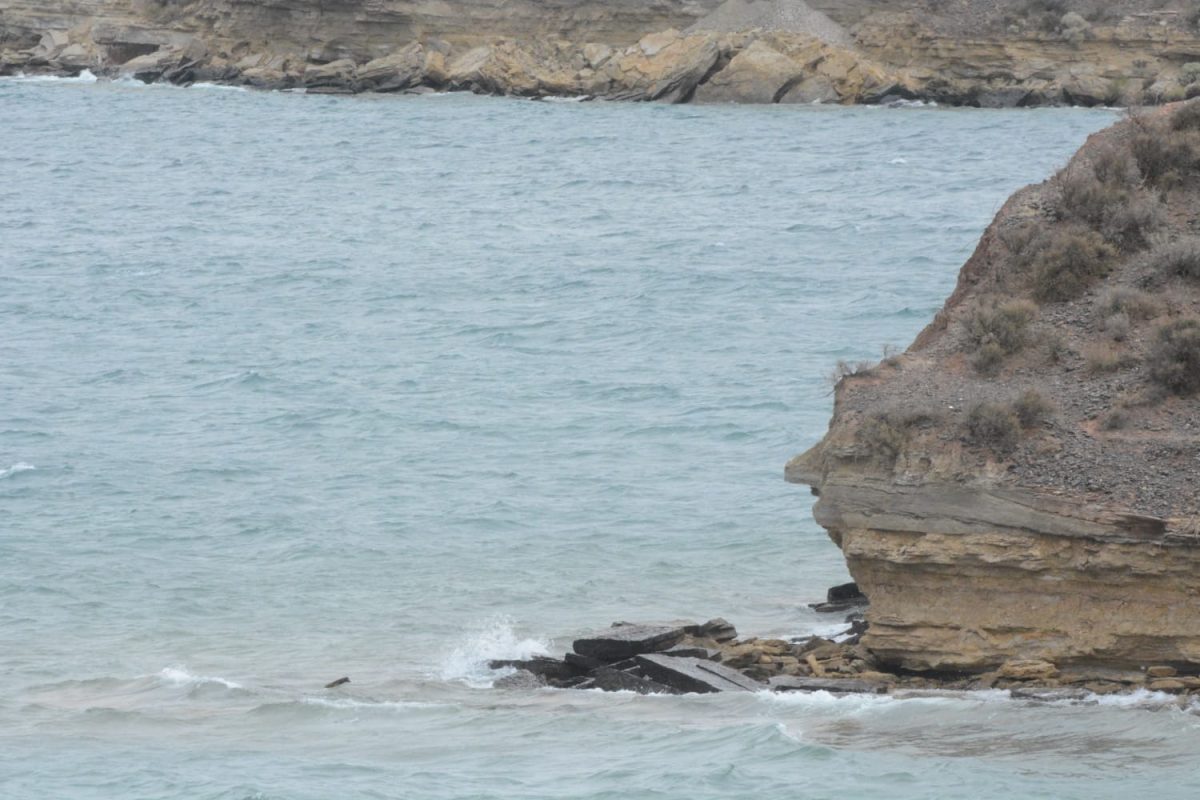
(796, 102, 1200, 522)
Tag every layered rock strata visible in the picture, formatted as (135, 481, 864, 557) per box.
(790, 102, 1200, 675)
(8, 0, 1200, 105)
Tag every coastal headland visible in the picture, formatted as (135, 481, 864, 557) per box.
(8, 0, 1200, 105)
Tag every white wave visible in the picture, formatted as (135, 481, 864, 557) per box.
(4, 69, 98, 84)
(0, 462, 36, 479)
(540, 95, 588, 103)
(157, 666, 242, 689)
(889, 157, 908, 165)
(191, 82, 247, 92)
(300, 696, 442, 710)
(439, 616, 550, 688)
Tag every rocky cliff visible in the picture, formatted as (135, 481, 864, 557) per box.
(8, 0, 1200, 105)
(789, 102, 1200, 675)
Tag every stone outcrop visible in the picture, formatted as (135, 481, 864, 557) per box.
(789, 102, 1200, 675)
(8, 0, 1200, 105)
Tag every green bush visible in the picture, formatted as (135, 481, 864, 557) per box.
(966, 402, 1022, 454)
(1148, 318, 1200, 395)
(1030, 225, 1115, 302)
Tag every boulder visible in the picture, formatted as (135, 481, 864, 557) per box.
(303, 58, 358, 92)
(780, 74, 838, 104)
(357, 44, 424, 92)
(635, 654, 764, 693)
(693, 40, 804, 104)
(769, 675, 889, 694)
(118, 38, 208, 83)
(607, 30, 720, 103)
(572, 623, 685, 660)
(696, 618, 737, 642)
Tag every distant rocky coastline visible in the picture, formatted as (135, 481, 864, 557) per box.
(7, 0, 1200, 105)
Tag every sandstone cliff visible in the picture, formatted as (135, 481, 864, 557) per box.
(8, 0, 1200, 105)
(789, 102, 1200, 675)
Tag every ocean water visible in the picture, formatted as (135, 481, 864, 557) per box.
(3, 77, 1192, 799)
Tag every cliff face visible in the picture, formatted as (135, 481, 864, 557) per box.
(7, 0, 1200, 104)
(789, 105, 1200, 674)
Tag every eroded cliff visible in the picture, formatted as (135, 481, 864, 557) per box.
(790, 103, 1200, 675)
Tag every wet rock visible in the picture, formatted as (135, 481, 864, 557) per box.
(324, 676, 350, 688)
(584, 667, 679, 694)
(564, 651, 608, 671)
(635, 654, 764, 693)
(769, 675, 889, 694)
(696, 618, 737, 642)
(488, 656, 578, 682)
(809, 581, 868, 613)
(572, 623, 684, 660)
(1149, 678, 1186, 692)
(494, 669, 547, 689)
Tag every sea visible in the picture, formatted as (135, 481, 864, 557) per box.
(3, 74, 1195, 799)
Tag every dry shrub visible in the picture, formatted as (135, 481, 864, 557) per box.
(1171, 100, 1200, 132)
(1055, 152, 1164, 251)
(857, 407, 940, 462)
(971, 342, 1007, 376)
(1030, 225, 1115, 302)
(1013, 389, 1054, 428)
(966, 300, 1038, 354)
(1100, 286, 1160, 320)
(1101, 408, 1131, 430)
(1103, 311, 1131, 342)
(966, 402, 1022, 454)
(1085, 342, 1137, 373)
(1131, 122, 1200, 186)
(1148, 317, 1200, 395)
(1150, 236, 1200, 280)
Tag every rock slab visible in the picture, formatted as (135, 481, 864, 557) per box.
(572, 624, 684, 659)
(635, 654, 764, 693)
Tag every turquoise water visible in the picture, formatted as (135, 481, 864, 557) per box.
(4, 77, 1192, 799)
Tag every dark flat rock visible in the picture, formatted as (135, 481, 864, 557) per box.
(769, 675, 889, 695)
(489, 656, 579, 681)
(635, 654, 764, 694)
(584, 667, 679, 695)
(572, 624, 684, 660)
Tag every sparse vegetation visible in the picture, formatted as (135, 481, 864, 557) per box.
(1150, 236, 1200, 280)
(1103, 311, 1131, 342)
(1055, 148, 1164, 251)
(1085, 342, 1137, 373)
(829, 359, 877, 386)
(1172, 98, 1200, 131)
(1030, 225, 1115, 302)
(966, 402, 1022, 454)
(1101, 408, 1131, 430)
(1100, 286, 1160, 320)
(972, 342, 1007, 375)
(1060, 11, 1091, 44)
(1147, 317, 1200, 395)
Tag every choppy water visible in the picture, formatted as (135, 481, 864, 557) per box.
(4, 76, 1191, 799)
